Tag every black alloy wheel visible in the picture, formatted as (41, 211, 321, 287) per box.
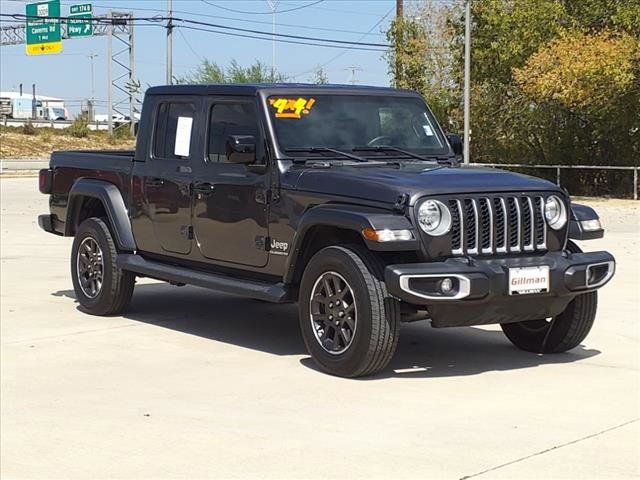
(309, 271, 357, 355)
(71, 217, 135, 315)
(76, 237, 104, 299)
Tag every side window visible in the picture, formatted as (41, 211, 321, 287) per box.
(153, 102, 195, 160)
(208, 102, 259, 162)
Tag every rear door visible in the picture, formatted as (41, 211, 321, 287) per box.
(191, 98, 270, 267)
(134, 98, 198, 256)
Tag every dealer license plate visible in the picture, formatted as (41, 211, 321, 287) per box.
(508, 266, 550, 295)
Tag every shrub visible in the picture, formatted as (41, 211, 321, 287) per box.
(21, 121, 37, 135)
(67, 116, 90, 138)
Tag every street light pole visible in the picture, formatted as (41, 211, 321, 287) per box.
(88, 52, 97, 102)
(463, 0, 471, 165)
(87, 52, 97, 122)
(266, 0, 280, 78)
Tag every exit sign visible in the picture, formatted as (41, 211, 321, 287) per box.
(68, 3, 93, 37)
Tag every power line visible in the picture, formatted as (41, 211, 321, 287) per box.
(176, 27, 203, 62)
(291, 7, 394, 79)
(3, 0, 386, 37)
(171, 16, 390, 48)
(176, 24, 386, 52)
(1, 13, 391, 48)
(201, 0, 324, 15)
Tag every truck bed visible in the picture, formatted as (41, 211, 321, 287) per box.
(47, 150, 136, 228)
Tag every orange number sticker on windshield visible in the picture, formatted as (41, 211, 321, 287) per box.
(269, 97, 315, 119)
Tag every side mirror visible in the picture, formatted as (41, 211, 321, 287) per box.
(446, 134, 463, 156)
(226, 135, 256, 164)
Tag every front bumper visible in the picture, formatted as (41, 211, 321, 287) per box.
(385, 250, 615, 327)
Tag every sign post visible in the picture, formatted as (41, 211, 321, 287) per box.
(68, 3, 93, 38)
(26, 0, 62, 55)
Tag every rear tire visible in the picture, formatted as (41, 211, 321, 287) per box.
(501, 241, 597, 353)
(71, 217, 135, 315)
(299, 245, 400, 377)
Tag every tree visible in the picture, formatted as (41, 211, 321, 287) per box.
(387, 0, 639, 196)
(386, 17, 428, 94)
(385, 1, 462, 128)
(513, 30, 639, 110)
(176, 59, 287, 84)
(309, 66, 329, 84)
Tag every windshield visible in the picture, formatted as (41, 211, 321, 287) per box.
(267, 94, 449, 157)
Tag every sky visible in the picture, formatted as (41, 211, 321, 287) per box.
(0, 0, 402, 115)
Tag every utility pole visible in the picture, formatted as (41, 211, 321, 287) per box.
(166, 0, 173, 85)
(463, 0, 471, 165)
(344, 66, 362, 85)
(395, 0, 403, 83)
(266, 0, 280, 78)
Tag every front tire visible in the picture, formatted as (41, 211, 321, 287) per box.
(501, 241, 597, 353)
(299, 245, 400, 378)
(71, 217, 135, 315)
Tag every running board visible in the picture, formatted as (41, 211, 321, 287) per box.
(117, 254, 292, 303)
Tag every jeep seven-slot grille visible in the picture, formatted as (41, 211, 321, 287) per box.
(447, 195, 547, 256)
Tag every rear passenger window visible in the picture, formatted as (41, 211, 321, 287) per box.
(153, 102, 195, 159)
(208, 103, 258, 162)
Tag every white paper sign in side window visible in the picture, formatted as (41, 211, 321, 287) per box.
(174, 116, 193, 157)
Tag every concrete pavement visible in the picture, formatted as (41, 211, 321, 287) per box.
(1, 177, 638, 479)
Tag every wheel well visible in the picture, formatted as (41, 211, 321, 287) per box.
(290, 226, 365, 285)
(71, 197, 107, 235)
(289, 225, 421, 287)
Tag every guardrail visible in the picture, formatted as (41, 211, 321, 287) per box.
(471, 162, 638, 200)
(1, 117, 111, 131)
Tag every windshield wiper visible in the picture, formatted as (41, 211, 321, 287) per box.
(284, 147, 368, 162)
(352, 146, 458, 166)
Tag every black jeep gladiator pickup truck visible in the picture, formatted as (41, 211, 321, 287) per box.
(39, 84, 615, 377)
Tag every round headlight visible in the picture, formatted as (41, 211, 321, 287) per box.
(544, 195, 567, 230)
(418, 200, 451, 236)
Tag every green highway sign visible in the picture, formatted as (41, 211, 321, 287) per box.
(26, 0, 62, 55)
(68, 3, 93, 38)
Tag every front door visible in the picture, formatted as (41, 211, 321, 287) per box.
(137, 100, 197, 255)
(191, 99, 270, 267)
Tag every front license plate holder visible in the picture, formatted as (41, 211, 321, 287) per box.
(508, 266, 550, 295)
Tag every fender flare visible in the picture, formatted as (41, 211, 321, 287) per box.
(65, 179, 137, 251)
(283, 204, 418, 283)
(569, 203, 604, 241)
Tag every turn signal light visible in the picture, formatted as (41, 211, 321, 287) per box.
(580, 219, 602, 231)
(362, 228, 413, 242)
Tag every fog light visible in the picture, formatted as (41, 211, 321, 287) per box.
(440, 277, 453, 293)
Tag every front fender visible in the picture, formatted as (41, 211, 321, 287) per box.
(66, 179, 136, 251)
(569, 203, 604, 241)
(283, 203, 419, 283)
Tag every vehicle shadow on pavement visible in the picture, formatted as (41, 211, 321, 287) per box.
(53, 283, 601, 379)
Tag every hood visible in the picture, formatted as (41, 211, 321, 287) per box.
(283, 163, 562, 205)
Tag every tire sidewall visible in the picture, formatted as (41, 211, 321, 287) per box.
(299, 246, 375, 375)
(71, 218, 117, 313)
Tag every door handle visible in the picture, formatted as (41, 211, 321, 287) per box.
(193, 182, 216, 198)
(145, 177, 165, 188)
